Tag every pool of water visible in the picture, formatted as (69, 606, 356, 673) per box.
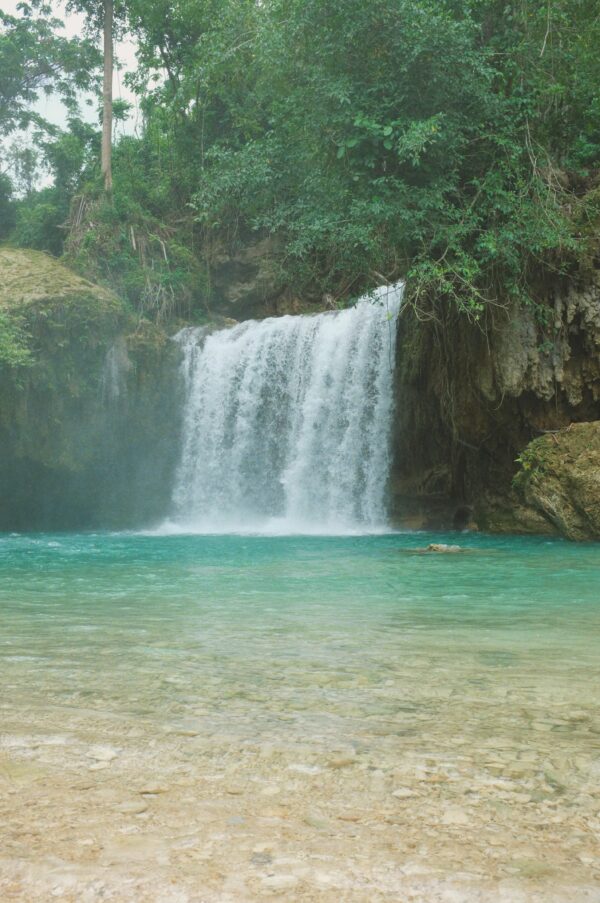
(1, 531, 599, 901)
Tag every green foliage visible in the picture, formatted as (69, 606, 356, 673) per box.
(179, 0, 600, 312)
(4, 0, 600, 318)
(0, 2, 100, 134)
(7, 119, 99, 256)
(0, 172, 15, 238)
(64, 178, 206, 320)
(513, 440, 551, 488)
(12, 188, 67, 256)
(0, 309, 32, 370)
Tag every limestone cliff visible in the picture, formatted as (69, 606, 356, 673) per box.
(391, 275, 600, 537)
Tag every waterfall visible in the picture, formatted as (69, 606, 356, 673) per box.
(168, 284, 402, 533)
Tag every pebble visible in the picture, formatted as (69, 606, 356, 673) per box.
(440, 805, 470, 825)
(261, 875, 299, 891)
(116, 800, 148, 815)
(260, 806, 288, 819)
(337, 810, 363, 822)
(513, 858, 554, 878)
(503, 765, 530, 779)
(225, 783, 245, 795)
(227, 815, 245, 826)
(137, 782, 168, 795)
(261, 785, 281, 796)
(392, 787, 416, 799)
(86, 746, 119, 762)
(303, 813, 329, 829)
(287, 763, 322, 775)
(328, 756, 356, 769)
(569, 711, 591, 723)
(251, 852, 273, 866)
(172, 835, 200, 850)
(314, 871, 341, 887)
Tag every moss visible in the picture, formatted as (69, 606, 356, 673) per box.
(0, 246, 121, 310)
(0, 249, 183, 529)
(0, 309, 32, 370)
(0, 248, 131, 388)
(512, 423, 600, 540)
(0, 248, 130, 474)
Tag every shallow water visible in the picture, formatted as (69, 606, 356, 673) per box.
(1, 531, 599, 901)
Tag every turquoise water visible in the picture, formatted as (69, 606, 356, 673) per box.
(1, 531, 599, 738)
(1, 531, 600, 900)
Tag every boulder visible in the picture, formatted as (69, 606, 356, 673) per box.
(513, 421, 600, 540)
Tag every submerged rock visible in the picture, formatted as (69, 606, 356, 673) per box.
(426, 543, 463, 553)
(407, 543, 466, 554)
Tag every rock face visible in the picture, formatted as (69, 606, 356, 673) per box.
(207, 236, 334, 319)
(2, 248, 600, 539)
(513, 422, 600, 540)
(0, 249, 182, 530)
(209, 237, 285, 319)
(391, 276, 600, 539)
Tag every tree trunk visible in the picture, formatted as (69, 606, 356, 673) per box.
(101, 0, 113, 195)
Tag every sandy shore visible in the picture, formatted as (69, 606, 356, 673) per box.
(2, 705, 599, 902)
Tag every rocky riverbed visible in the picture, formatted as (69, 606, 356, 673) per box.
(1, 680, 599, 902)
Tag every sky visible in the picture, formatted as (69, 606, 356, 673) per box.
(2, 0, 139, 133)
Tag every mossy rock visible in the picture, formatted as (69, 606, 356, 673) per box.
(0, 248, 129, 371)
(0, 249, 183, 530)
(0, 246, 120, 310)
(513, 422, 600, 540)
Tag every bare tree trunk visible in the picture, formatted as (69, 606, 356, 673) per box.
(102, 0, 113, 195)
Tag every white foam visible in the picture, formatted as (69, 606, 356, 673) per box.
(166, 284, 403, 535)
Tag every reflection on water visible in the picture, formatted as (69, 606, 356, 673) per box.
(1, 532, 599, 901)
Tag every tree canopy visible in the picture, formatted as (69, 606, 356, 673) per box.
(2, 0, 600, 317)
(0, 2, 99, 134)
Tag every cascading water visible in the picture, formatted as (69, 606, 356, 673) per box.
(168, 283, 402, 533)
